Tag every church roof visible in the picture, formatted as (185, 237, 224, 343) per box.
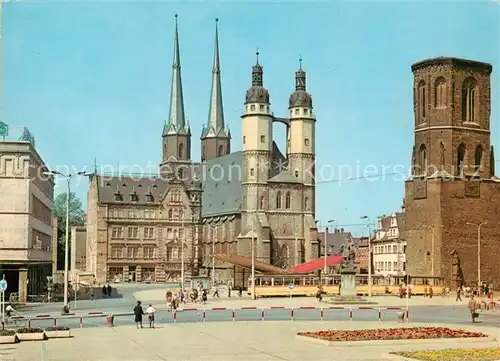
(268, 170, 299, 183)
(201, 151, 244, 217)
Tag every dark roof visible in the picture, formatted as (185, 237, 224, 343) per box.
(202, 151, 243, 217)
(375, 212, 406, 241)
(396, 212, 406, 240)
(411, 57, 492, 73)
(94, 175, 170, 205)
(317, 230, 352, 255)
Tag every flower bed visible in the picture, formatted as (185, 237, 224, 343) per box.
(45, 326, 71, 339)
(297, 327, 487, 342)
(16, 327, 45, 341)
(394, 347, 500, 360)
(0, 329, 17, 344)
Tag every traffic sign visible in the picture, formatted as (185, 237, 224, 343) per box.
(0, 279, 7, 292)
(288, 282, 295, 290)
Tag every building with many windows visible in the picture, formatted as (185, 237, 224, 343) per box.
(372, 212, 406, 278)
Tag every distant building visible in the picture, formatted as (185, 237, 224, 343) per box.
(352, 236, 370, 273)
(317, 227, 352, 257)
(0, 130, 55, 303)
(372, 212, 406, 278)
(70, 226, 87, 273)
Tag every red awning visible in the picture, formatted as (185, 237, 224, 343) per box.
(287, 255, 344, 273)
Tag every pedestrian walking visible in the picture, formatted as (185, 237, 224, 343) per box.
(134, 301, 145, 329)
(213, 288, 220, 298)
(107, 284, 112, 298)
(146, 304, 156, 329)
(227, 286, 231, 298)
(429, 286, 433, 299)
(456, 288, 462, 302)
(90, 288, 95, 302)
(468, 295, 479, 323)
(102, 285, 107, 298)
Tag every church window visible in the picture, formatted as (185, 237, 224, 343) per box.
(260, 196, 265, 209)
(457, 143, 466, 176)
(243, 136, 246, 144)
(304, 197, 309, 210)
(304, 138, 309, 146)
(281, 244, 289, 264)
(303, 108, 308, 115)
(178, 168, 184, 179)
(260, 135, 265, 143)
(294, 169, 299, 178)
(462, 78, 477, 122)
(434, 77, 446, 108)
(217, 145, 224, 157)
(474, 145, 483, 173)
(418, 144, 427, 175)
(285, 191, 291, 209)
(418, 80, 426, 122)
(295, 109, 299, 115)
(178, 143, 184, 159)
(250, 168, 254, 176)
(276, 191, 282, 209)
(250, 105, 256, 111)
(260, 104, 264, 111)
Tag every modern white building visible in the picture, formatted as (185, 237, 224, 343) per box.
(372, 211, 406, 278)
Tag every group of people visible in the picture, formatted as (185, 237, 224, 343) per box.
(133, 301, 156, 329)
(455, 283, 494, 301)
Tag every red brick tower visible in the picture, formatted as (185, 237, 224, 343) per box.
(405, 57, 500, 289)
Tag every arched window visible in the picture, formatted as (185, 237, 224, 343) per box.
(440, 142, 445, 169)
(178, 208, 184, 220)
(418, 80, 427, 122)
(419, 144, 427, 175)
(281, 244, 289, 266)
(260, 196, 265, 209)
(217, 145, 224, 157)
(474, 145, 483, 172)
(276, 191, 282, 209)
(178, 143, 184, 159)
(462, 78, 477, 122)
(304, 197, 309, 210)
(285, 191, 291, 209)
(457, 143, 466, 176)
(178, 168, 184, 179)
(435, 77, 446, 108)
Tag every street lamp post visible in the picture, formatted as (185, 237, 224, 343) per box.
(211, 225, 217, 285)
(251, 212, 256, 300)
(180, 219, 185, 290)
(466, 221, 487, 288)
(323, 220, 334, 280)
(44, 171, 85, 311)
(361, 216, 372, 297)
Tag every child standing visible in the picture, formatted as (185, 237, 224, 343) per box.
(146, 304, 156, 328)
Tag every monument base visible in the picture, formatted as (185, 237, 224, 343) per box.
(327, 271, 377, 305)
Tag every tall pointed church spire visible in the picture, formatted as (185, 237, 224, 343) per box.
(204, 18, 226, 137)
(164, 14, 189, 136)
(200, 18, 230, 161)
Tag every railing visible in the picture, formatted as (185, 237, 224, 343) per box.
(2, 306, 411, 329)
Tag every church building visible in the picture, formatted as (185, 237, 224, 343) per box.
(85, 16, 319, 285)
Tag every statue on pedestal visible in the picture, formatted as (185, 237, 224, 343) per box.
(339, 243, 356, 273)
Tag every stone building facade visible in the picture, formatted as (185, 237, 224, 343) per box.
(0, 139, 54, 302)
(85, 18, 318, 285)
(85, 16, 202, 284)
(201, 44, 319, 284)
(372, 212, 406, 277)
(405, 57, 500, 289)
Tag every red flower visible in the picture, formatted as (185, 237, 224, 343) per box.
(297, 327, 487, 342)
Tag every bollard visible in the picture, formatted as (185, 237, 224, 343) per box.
(406, 309, 409, 323)
(28, 317, 31, 328)
(106, 314, 114, 327)
(320, 308, 324, 321)
(202, 309, 206, 322)
(349, 308, 352, 322)
(378, 309, 381, 322)
(291, 308, 294, 321)
(53, 318, 57, 327)
(232, 309, 235, 322)
(173, 311, 177, 323)
(79, 316, 83, 328)
(1, 321, 4, 330)
(261, 308, 264, 321)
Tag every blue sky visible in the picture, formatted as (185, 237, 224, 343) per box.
(2, 0, 499, 236)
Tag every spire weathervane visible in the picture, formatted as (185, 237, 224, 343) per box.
(256, 47, 259, 65)
(299, 55, 302, 70)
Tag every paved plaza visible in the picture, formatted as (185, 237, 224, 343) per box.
(2, 321, 499, 361)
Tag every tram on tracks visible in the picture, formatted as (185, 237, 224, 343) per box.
(248, 274, 445, 298)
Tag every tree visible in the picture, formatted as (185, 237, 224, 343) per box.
(54, 192, 86, 269)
